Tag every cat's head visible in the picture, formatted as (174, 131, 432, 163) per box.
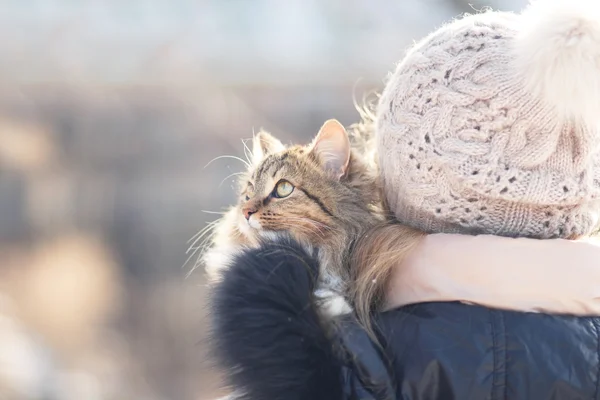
(231, 119, 381, 248)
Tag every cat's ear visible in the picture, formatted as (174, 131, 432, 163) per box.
(310, 119, 351, 180)
(252, 131, 285, 166)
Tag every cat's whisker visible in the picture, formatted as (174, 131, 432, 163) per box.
(183, 248, 203, 271)
(186, 228, 229, 276)
(277, 218, 329, 240)
(265, 219, 310, 233)
(187, 260, 206, 279)
(241, 138, 254, 165)
(201, 210, 227, 215)
(311, 220, 339, 232)
(219, 172, 246, 188)
(204, 155, 250, 169)
(187, 219, 219, 244)
(287, 217, 341, 236)
(184, 234, 220, 273)
(183, 213, 232, 272)
(185, 241, 211, 262)
(278, 224, 325, 240)
(198, 224, 225, 250)
(183, 246, 206, 272)
(186, 222, 218, 254)
(283, 216, 332, 230)
(187, 229, 205, 246)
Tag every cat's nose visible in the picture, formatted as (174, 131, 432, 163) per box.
(243, 207, 257, 221)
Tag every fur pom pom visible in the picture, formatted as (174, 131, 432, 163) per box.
(515, 0, 600, 127)
(209, 237, 344, 400)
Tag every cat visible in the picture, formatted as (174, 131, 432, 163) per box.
(202, 119, 384, 316)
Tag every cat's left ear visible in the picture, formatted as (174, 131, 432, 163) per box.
(310, 119, 351, 180)
(252, 131, 285, 166)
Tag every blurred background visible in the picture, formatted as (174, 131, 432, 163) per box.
(0, 1, 527, 399)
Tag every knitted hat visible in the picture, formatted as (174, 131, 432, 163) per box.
(377, 0, 600, 239)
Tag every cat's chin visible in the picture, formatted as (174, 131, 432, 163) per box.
(237, 219, 256, 236)
(248, 216, 262, 230)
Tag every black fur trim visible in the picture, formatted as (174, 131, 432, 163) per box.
(209, 237, 344, 400)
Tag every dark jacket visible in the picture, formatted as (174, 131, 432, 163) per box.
(210, 238, 600, 400)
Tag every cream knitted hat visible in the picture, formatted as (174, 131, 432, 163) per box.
(377, 0, 600, 239)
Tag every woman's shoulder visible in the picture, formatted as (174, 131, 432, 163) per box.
(346, 302, 600, 400)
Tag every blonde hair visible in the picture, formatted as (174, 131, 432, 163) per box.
(348, 222, 425, 339)
(343, 97, 427, 337)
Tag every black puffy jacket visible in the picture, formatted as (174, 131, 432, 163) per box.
(210, 238, 600, 400)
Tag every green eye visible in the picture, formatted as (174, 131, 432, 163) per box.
(274, 180, 294, 198)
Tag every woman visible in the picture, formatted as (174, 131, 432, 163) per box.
(210, 2, 600, 399)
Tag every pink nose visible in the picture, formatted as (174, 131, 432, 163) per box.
(243, 208, 257, 221)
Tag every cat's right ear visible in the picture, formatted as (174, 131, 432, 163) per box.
(252, 131, 285, 167)
(310, 119, 351, 180)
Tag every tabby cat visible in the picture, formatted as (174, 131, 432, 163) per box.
(203, 119, 385, 315)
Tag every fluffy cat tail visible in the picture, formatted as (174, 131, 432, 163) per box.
(209, 237, 344, 400)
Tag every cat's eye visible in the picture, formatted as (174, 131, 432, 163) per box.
(274, 180, 294, 198)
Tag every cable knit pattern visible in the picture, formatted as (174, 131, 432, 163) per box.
(377, 10, 600, 239)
